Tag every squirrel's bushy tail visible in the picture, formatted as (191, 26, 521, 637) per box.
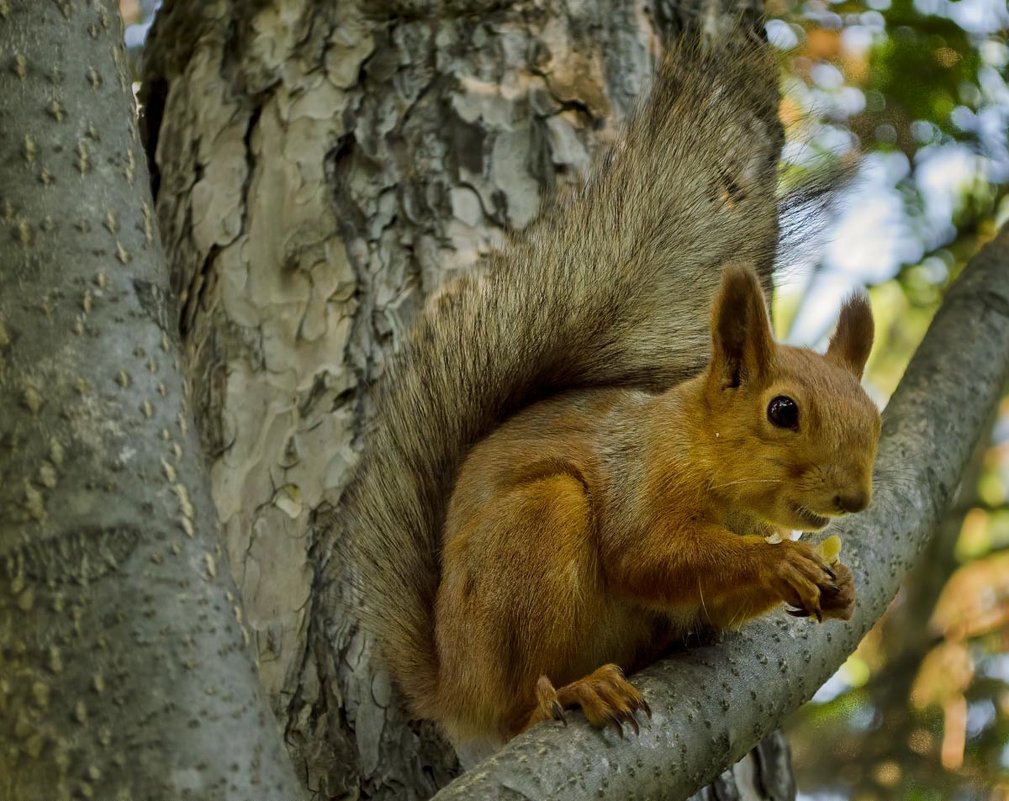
(349, 30, 785, 714)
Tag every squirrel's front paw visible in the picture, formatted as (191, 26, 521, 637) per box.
(765, 541, 838, 622)
(815, 561, 855, 621)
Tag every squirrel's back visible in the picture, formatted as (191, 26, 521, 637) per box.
(348, 26, 785, 714)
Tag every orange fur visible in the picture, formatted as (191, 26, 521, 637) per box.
(432, 265, 880, 748)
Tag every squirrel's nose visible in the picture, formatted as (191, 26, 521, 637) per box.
(835, 491, 869, 514)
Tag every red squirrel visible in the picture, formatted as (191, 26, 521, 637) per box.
(348, 26, 877, 757)
(434, 265, 877, 747)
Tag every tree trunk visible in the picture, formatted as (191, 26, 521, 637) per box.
(0, 1, 302, 799)
(141, 0, 794, 797)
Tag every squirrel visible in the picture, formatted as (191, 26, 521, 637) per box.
(434, 263, 878, 749)
(347, 24, 880, 756)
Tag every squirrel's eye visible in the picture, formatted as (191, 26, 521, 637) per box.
(767, 396, 799, 430)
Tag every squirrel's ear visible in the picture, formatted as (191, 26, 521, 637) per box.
(826, 293, 874, 379)
(709, 265, 774, 390)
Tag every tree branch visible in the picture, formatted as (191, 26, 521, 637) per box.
(433, 224, 1009, 801)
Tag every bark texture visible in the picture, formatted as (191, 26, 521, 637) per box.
(430, 224, 1009, 799)
(0, 2, 302, 799)
(143, 1, 790, 798)
(686, 732, 795, 801)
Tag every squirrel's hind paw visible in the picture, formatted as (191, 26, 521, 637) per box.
(518, 675, 568, 733)
(555, 664, 651, 736)
(519, 664, 651, 737)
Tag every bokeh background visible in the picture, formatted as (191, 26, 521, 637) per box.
(767, 2, 1008, 799)
(119, 1, 1009, 798)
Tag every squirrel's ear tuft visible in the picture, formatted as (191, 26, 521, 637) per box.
(709, 264, 774, 390)
(827, 293, 874, 379)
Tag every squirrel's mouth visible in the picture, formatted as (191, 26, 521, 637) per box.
(790, 503, 829, 530)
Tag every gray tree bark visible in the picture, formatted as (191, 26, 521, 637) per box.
(142, 1, 795, 798)
(0, 2, 302, 800)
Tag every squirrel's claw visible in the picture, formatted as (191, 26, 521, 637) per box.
(522, 675, 568, 731)
(786, 605, 822, 622)
(552, 663, 649, 736)
(606, 708, 642, 737)
(623, 710, 642, 736)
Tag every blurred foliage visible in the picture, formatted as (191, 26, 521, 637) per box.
(119, 0, 1007, 798)
(768, 0, 1008, 798)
